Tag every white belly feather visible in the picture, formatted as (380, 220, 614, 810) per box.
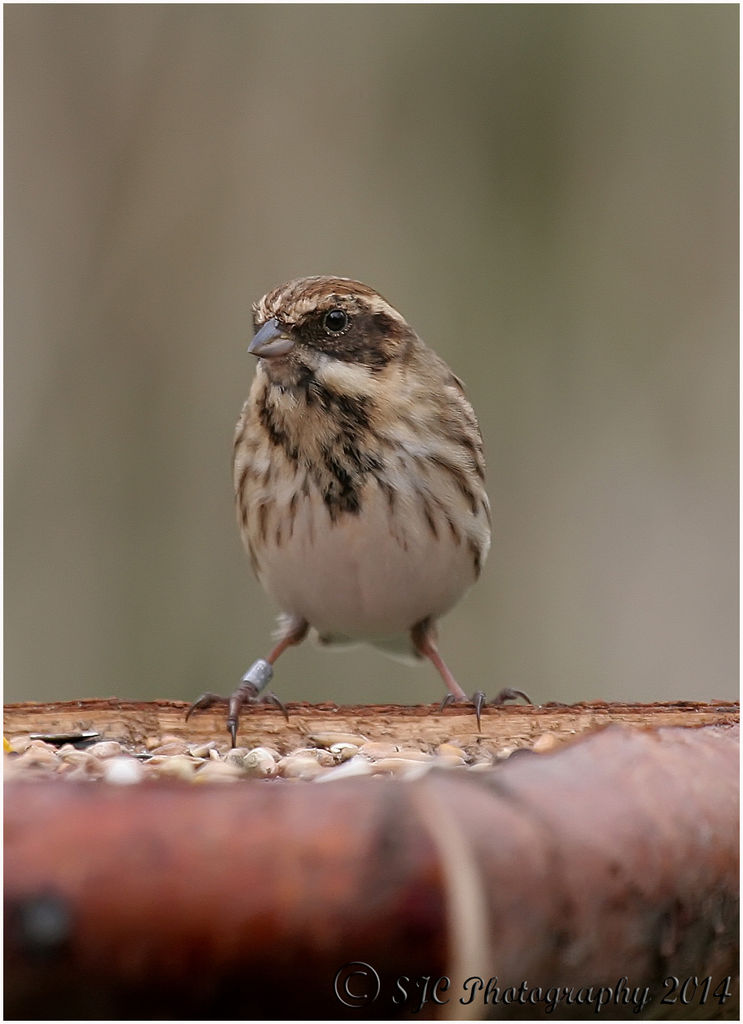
(251, 476, 482, 654)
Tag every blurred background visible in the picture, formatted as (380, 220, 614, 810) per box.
(5, 5, 737, 706)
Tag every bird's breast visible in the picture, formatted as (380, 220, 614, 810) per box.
(239, 464, 489, 642)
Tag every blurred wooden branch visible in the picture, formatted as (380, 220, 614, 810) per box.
(3, 700, 739, 1019)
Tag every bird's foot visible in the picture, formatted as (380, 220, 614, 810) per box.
(185, 658, 288, 747)
(439, 687, 533, 729)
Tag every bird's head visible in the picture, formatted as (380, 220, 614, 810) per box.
(249, 276, 416, 390)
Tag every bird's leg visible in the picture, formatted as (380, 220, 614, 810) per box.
(265, 616, 311, 666)
(411, 617, 532, 730)
(411, 618, 468, 701)
(186, 616, 308, 746)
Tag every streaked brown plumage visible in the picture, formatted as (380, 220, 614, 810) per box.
(188, 276, 529, 744)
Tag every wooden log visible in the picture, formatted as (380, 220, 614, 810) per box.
(3, 697, 738, 757)
(4, 718, 739, 1020)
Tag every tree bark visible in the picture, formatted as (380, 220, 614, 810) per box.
(3, 697, 738, 755)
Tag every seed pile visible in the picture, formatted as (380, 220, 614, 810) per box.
(3, 729, 562, 784)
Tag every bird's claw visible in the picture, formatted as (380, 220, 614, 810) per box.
(186, 658, 288, 747)
(185, 692, 227, 719)
(472, 689, 487, 730)
(490, 687, 532, 707)
(439, 687, 533, 730)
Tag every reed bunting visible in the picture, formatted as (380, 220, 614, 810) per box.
(188, 276, 529, 744)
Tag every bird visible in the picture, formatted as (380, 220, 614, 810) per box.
(187, 276, 529, 745)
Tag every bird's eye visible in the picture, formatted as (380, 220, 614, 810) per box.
(323, 309, 348, 333)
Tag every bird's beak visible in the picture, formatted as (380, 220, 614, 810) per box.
(248, 317, 295, 359)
